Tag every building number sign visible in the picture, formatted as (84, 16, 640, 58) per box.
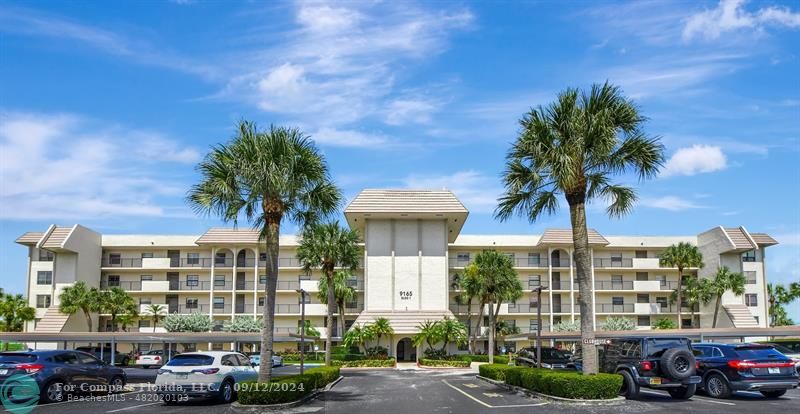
(399, 290, 413, 300)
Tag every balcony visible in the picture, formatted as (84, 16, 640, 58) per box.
(596, 303, 635, 313)
(171, 280, 211, 291)
(102, 258, 142, 268)
(236, 258, 256, 268)
(514, 325, 551, 334)
(512, 257, 549, 268)
(214, 258, 234, 268)
(275, 280, 300, 290)
(212, 281, 233, 290)
(508, 303, 551, 313)
(550, 281, 568, 290)
(449, 258, 473, 268)
(594, 281, 634, 290)
(526, 281, 549, 290)
(345, 279, 365, 290)
(235, 281, 256, 290)
(551, 304, 578, 313)
(449, 304, 472, 314)
(100, 281, 142, 291)
(175, 304, 210, 313)
(275, 304, 301, 314)
(234, 304, 255, 314)
(593, 258, 633, 268)
(659, 281, 679, 290)
(212, 304, 232, 314)
(344, 303, 364, 313)
(551, 258, 571, 268)
(177, 258, 213, 268)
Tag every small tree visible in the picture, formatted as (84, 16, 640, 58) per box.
(709, 267, 746, 328)
(224, 316, 263, 332)
(767, 282, 800, 327)
(100, 288, 137, 331)
(0, 290, 35, 333)
(652, 318, 677, 330)
(438, 317, 468, 353)
(601, 316, 635, 331)
(343, 324, 372, 353)
(163, 312, 213, 332)
(412, 320, 442, 352)
(145, 304, 166, 332)
(367, 318, 394, 349)
(59, 281, 102, 332)
(494, 320, 520, 350)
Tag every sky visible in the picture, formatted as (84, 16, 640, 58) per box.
(0, 0, 798, 320)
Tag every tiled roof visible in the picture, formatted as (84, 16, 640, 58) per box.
(15, 232, 44, 245)
(749, 233, 778, 247)
(41, 226, 72, 249)
(537, 228, 608, 246)
(345, 189, 468, 213)
(196, 228, 300, 245)
(723, 227, 756, 250)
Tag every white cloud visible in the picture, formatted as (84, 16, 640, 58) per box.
(0, 112, 197, 220)
(384, 98, 438, 125)
(661, 145, 727, 177)
(683, 0, 800, 41)
(311, 127, 389, 148)
(640, 196, 706, 211)
(402, 170, 500, 213)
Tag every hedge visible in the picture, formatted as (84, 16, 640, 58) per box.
(237, 366, 340, 405)
(419, 359, 471, 368)
(331, 358, 396, 368)
(460, 355, 510, 365)
(486, 366, 622, 400)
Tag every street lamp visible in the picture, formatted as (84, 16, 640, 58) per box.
(296, 288, 307, 375)
(533, 285, 548, 368)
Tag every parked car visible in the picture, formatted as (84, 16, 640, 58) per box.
(0, 350, 127, 404)
(75, 346, 129, 366)
(694, 343, 799, 399)
(576, 337, 701, 399)
(758, 343, 800, 374)
(135, 349, 166, 369)
(516, 347, 572, 369)
(249, 354, 283, 367)
(155, 352, 257, 404)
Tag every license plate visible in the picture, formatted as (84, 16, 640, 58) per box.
(650, 377, 662, 385)
(0, 369, 7, 375)
(768, 367, 780, 374)
(175, 373, 188, 379)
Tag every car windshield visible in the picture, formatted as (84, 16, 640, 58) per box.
(734, 346, 786, 360)
(165, 354, 214, 366)
(540, 349, 570, 359)
(646, 338, 689, 358)
(767, 344, 795, 355)
(0, 353, 37, 363)
(147, 350, 162, 355)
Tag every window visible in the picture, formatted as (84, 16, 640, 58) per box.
(259, 252, 267, 262)
(182, 343, 197, 352)
(52, 352, 78, 365)
(107, 275, 120, 287)
(211, 343, 224, 351)
(213, 297, 225, 309)
(37, 271, 52, 285)
(656, 297, 668, 309)
(612, 297, 624, 306)
(36, 295, 51, 308)
(527, 253, 540, 266)
(215, 252, 227, 265)
(140, 275, 153, 281)
(298, 273, 311, 281)
(744, 271, 757, 284)
(141, 252, 153, 259)
(186, 299, 198, 309)
(637, 316, 651, 327)
(139, 297, 152, 305)
(258, 297, 265, 307)
(109, 253, 121, 265)
(187, 253, 199, 265)
(528, 275, 541, 288)
(456, 253, 470, 263)
(742, 250, 757, 262)
(635, 250, 648, 259)
(299, 294, 310, 304)
(745, 294, 758, 306)
(637, 294, 649, 304)
(259, 275, 267, 284)
(186, 275, 199, 287)
(636, 272, 648, 281)
(138, 320, 150, 328)
(611, 253, 623, 263)
(214, 275, 226, 287)
(529, 319, 539, 331)
(38, 250, 54, 261)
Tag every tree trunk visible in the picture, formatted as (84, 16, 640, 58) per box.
(488, 301, 496, 363)
(474, 300, 486, 354)
(258, 213, 281, 383)
(567, 196, 598, 375)
(325, 267, 335, 366)
(338, 303, 346, 341)
(712, 295, 721, 328)
(465, 299, 473, 354)
(83, 308, 93, 333)
(676, 266, 684, 330)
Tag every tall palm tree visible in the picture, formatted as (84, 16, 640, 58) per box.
(317, 270, 357, 340)
(101, 288, 137, 331)
(145, 304, 166, 332)
(660, 242, 704, 329)
(767, 282, 800, 327)
(466, 250, 523, 363)
(188, 121, 341, 382)
(670, 277, 712, 328)
(459, 268, 483, 353)
(0, 291, 35, 333)
(495, 83, 664, 373)
(709, 267, 746, 328)
(368, 317, 394, 350)
(296, 222, 360, 366)
(59, 281, 102, 332)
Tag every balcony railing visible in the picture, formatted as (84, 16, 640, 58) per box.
(178, 258, 212, 268)
(275, 280, 301, 290)
(449, 259, 474, 268)
(345, 279, 365, 290)
(101, 281, 142, 291)
(235, 304, 255, 314)
(512, 257, 549, 268)
(508, 303, 551, 313)
(212, 281, 233, 290)
(550, 281, 567, 290)
(235, 281, 256, 290)
(102, 258, 142, 267)
(593, 258, 633, 268)
(449, 304, 472, 314)
(344, 304, 364, 313)
(515, 325, 551, 334)
(236, 258, 256, 268)
(526, 280, 549, 290)
(551, 304, 578, 313)
(551, 258, 571, 267)
(175, 304, 210, 313)
(594, 281, 634, 290)
(596, 303, 635, 313)
(172, 280, 211, 291)
(275, 304, 301, 314)
(659, 281, 679, 290)
(214, 258, 234, 268)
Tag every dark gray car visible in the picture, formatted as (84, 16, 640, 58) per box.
(0, 350, 127, 403)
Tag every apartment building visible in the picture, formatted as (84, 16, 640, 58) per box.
(15, 189, 777, 359)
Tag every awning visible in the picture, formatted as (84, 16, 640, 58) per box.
(353, 311, 457, 335)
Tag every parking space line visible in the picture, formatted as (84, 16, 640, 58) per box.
(639, 390, 736, 406)
(441, 380, 548, 408)
(105, 402, 162, 413)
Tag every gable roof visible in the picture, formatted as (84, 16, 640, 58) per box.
(537, 228, 608, 246)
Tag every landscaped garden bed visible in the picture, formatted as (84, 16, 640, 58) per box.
(331, 358, 396, 368)
(418, 358, 471, 368)
(237, 366, 340, 406)
(478, 364, 622, 400)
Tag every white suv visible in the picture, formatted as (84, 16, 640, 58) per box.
(155, 351, 258, 404)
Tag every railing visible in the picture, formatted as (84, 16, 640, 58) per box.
(275, 280, 301, 290)
(274, 327, 298, 335)
(176, 304, 210, 313)
(235, 304, 255, 314)
(508, 303, 551, 313)
(178, 258, 212, 268)
(102, 258, 142, 267)
(275, 304, 301, 314)
(345, 279, 365, 290)
(593, 258, 633, 268)
(172, 280, 211, 291)
(101, 281, 142, 291)
(449, 259, 474, 268)
(214, 258, 234, 268)
(512, 257, 549, 267)
(212, 304, 232, 313)
(212, 281, 233, 290)
(260, 258, 303, 267)
(551, 304, 577, 313)
(659, 281, 678, 290)
(526, 280, 549, 290)
(344, 304, 364, 313)
(236, 258, 256, 268)
(449, 304, 472, 314)
(594, 281, 634, 290)
(235, 281, 256, 290)
(596, 303, 635, 313)
(515, 325, 551, 334)
(551, 259, 571, 267)
(550, 281, 566, 290)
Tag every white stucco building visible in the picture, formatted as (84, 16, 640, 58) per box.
(15, 189, 777, 360)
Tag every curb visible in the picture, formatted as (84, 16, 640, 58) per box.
(338, 366, 396, 370)
(476, 375, 626, 405)
(231, 375, 343, 412)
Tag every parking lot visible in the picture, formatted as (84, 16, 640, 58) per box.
(5, 369, 799, 414)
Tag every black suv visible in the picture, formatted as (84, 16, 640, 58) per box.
(596, 337, 701, 399)
(694, 343, 798, 398)
(516, 347, 572, 369)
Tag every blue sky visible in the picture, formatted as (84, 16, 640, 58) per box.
(1, 0, 798, 319)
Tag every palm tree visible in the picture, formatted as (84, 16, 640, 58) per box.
(494, 320, 520, 347)
(145, 304, 166, 332)
(101, 288, 137, 331)
(495, 83, 664, 373)
(437, 317, 468, 353)
(466, 250, 523, 363)
(457, 269, 482, 353)
(317, 270, 357, 340)
(660, 242, 704, 329)
(296, 222, 360, 366)
(59, 281, 102, 332)
(767, 282, 800, 327)
(412, 320, 441, 352)
(709, 267, 746, 328)
(188, 121, 342, 382)
(0, 291, 35, 333)
(116, 313, 136, 332)
(669, 277, 712, 328)
(368, 317, 394, 350)
(342, 324, 371, 354)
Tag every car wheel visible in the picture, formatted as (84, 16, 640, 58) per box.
(668, 384, 696, 400)
(218, 380, 234, 403)
(704, 374, 732, 399)
(41, 380, 65, 404)
(760, 390, 786, 398)
(619, 370, 640, 400)
(660, 348, 696, 380)
(109, 376, 125, 393)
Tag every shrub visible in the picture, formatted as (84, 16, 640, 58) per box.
(503, 366, 528, 386)
(237, 367, 340, 405)
(365, 346, 389, 358)
(331, 358, 396, 368)
(460, 354, 510, 364)
(511, 368, 622, 400)
(478, 364, 513, 381)
(419, 359, 471, 368)
(423, 348, 448, 359)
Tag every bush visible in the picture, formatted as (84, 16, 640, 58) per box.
(331, 358, 396, 368)
(504, 367, 622, 400)
(460, 354, 510, 364)
(237, 367, 340, 405)
(419, 359, 471, 368)
(365, 346, 389, 358)
(423, 348, 448, 359)
(479, 364, 513, 381)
